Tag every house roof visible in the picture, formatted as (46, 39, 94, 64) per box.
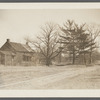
(22, 44, 34, 52)
(9, 42, 34, 52)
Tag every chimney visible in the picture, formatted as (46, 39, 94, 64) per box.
(26, 41, 29, 45)
(7, 39, 10, 43)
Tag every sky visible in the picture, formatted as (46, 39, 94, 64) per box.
(0, 9, 100, 47)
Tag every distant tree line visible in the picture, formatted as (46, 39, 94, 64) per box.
(26, 20, 100, 66)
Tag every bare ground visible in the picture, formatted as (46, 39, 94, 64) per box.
(0, 65, 100, 89)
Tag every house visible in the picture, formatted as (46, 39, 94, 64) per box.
(0, 39, 35, 66)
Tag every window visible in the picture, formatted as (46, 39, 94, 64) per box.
(23, 55, 31, 61)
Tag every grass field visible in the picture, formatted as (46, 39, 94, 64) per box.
(0, 65, 100, 89)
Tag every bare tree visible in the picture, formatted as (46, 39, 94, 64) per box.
(87, 24, 100, 64)
(28, 23, 62, 66)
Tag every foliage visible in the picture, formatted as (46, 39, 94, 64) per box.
(60, 20, 99, 65)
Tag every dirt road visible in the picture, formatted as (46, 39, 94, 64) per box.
(0, 65, 99, 89)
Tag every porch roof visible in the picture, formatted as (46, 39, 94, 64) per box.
(0, 51, 16, 56)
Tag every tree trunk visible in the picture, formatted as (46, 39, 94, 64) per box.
(72, 50, 75, 64)
(89, 32, 92, 64)
(89, 52, 92, 64)
(46, 58, 51, 66)
(59, 52, 62, 63)
(84, 53, 86, 65)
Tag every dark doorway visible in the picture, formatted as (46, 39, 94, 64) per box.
(1, 54, 5, 65)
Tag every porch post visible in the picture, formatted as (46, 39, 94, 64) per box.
(5, 55, 6, 66)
